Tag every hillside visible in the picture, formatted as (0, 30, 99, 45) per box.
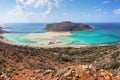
(0, 41, 120, 80)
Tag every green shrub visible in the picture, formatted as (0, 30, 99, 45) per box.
(111, 51, 120, 59)
(109, 62, 120, 69)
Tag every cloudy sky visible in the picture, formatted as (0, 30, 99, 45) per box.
(0, 0, 120, 23)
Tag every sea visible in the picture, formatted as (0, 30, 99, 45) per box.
(2, 23, 120, 45)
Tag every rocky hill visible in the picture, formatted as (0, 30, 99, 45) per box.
(45, 21, 93, 32)
(0, 41, 120, 80)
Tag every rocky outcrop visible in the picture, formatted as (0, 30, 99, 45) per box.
(0, 26, 8, 33)
(45, 21, 93, 32)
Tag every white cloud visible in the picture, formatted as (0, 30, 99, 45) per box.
(43, 2, 52, 15)
(103, 0, 110, 4)
(7, 0, 75, 22)
(114, 8, 120, 15)
(54, 0, 61, 8)
(9, 0, 63, 17)
(34, 0, 49, 8)
(16, 0, 49, 9)
(8, 4, 34, 17)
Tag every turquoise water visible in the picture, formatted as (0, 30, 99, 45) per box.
(60, 31, 120, 44)
(3, 33, 37, 44)
(3, 23, 120, 45)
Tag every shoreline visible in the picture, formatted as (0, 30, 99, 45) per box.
(0, 33, 120, 80)
(0, 33, 110, 48)
(0, 39, 119, 80)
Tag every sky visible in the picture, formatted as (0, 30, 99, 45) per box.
(0, 0, 120, 23)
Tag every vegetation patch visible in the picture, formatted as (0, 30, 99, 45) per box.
(111, 51, 120, 59)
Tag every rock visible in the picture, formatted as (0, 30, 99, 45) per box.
(34, 69, 41, 73)
(52, 78, 59, 80)
(48, 42, 55, 45)
(43, 70, 54, 75)
(45, 21, 93, 32)
(0, 36, 4, 39)
(57, 69, 67, 76)
(62, 69, 72, 78)
(20, 65, 26, 70)
(1, 72, 13, 80)
(66, 76, 72, 79)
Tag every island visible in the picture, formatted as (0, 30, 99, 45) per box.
(26, 21, 93, 44)
(45, 21, 93, 32)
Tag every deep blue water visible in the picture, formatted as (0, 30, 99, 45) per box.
(2, 23, 46, 32)
(3, 23, 120, 44)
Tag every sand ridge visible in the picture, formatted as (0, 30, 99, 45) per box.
(26, 32, 72, 39)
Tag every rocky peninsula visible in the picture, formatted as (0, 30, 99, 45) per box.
(0, 26, 8, 33)
(45, 21, 93, 32)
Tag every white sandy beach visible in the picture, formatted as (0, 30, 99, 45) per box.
(0, 32, 89, 48)
(27, 32, 71, 40)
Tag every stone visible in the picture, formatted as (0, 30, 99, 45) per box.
(43, 70, 54, 75)
(62, 69, 72, 78)
(20, 65, 26, 70)
(34, 69, 41, 73)
(48, 42, 55, 45)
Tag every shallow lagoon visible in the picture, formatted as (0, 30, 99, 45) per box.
(3, 23, 120, 45)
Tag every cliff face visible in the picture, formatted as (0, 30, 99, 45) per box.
(45, 21, 93, 32)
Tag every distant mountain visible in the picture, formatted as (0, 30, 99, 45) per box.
(45, 21, 93, 32)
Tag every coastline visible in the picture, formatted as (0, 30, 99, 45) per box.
(0, 32, 109, 48)
(0, 33, 120, 80)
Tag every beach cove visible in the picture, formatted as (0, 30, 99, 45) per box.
(0, 22, 120, 47)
